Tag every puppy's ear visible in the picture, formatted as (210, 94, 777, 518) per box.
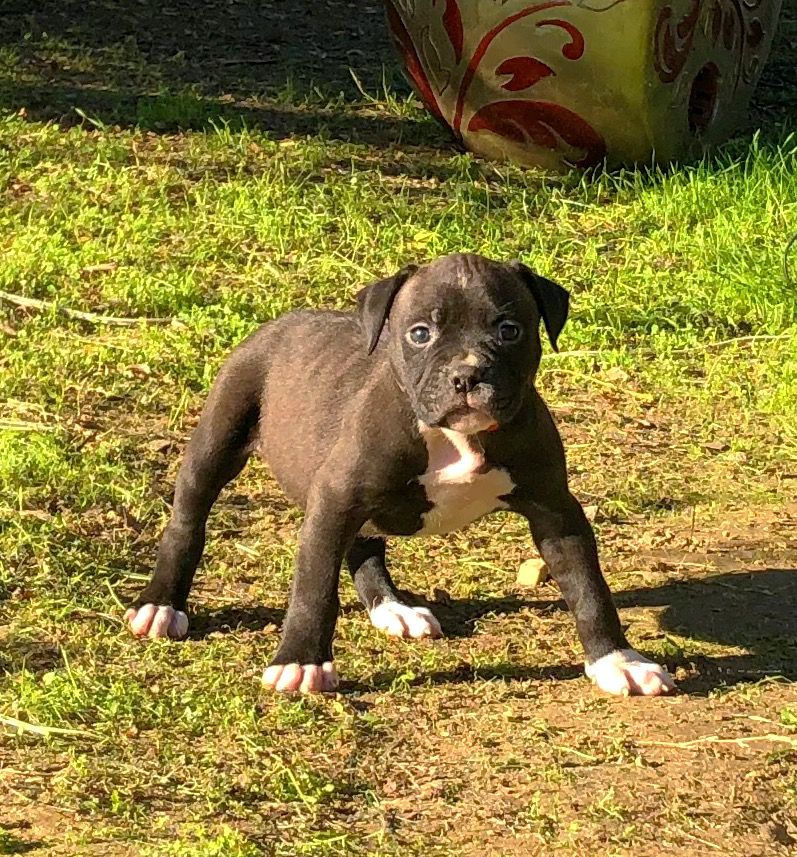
(356, 264, 418, 354)
(509, 260, 570, 352)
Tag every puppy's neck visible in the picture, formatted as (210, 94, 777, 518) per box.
(418, 423, 487, 483)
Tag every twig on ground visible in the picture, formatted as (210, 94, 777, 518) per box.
(680, 832, 722, 851)
(4, 783, 36, 804)
(545, 349, 606, 358)
(0, 714, 99, 739)
(217, 58, 279, 66)
(0, 289, 181, 327)
(709, 580, 776, 596)
(671, 333, 792, 353)
(69, 607, 123, 622)
(641, 733, 797, 750)
(2, 398, 59, 419)
(544, 333, 793, 362)
(556, 745, 599, 762)
(61, 332, 132, 350)
(0, 418, 54, 432)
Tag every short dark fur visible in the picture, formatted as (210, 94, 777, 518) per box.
(131, 254, 629, 671)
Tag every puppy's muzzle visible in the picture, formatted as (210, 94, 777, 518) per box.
(450, 363, 480, 396)
(439, 363, 501, 433)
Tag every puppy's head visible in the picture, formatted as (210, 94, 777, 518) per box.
(357, 253, 569, 433)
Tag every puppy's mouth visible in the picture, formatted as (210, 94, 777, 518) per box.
(439, 406, 499, 435)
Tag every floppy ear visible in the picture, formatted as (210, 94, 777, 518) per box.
(509, 261, 570, 352)
(356, 264, 418, 354)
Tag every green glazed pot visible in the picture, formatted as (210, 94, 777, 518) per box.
(385, 0, 783, 170)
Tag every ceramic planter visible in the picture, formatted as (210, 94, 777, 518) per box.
(384, 0, 783, 170)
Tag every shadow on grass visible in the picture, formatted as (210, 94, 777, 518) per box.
(399, 591, 566, 640)
(0, 0, 398, 103)
(186, 568, 796, 692)
(0, 825, 44, 856)
(0, 0, 448, 148)
(0, 641, 62, 677)
(617, 568, 797, 691)
(1, 0, 794, 162)
(186, 594, 556, 641)
(188, 604, 284, 638)
(341, 660, 584, 694)
(2, 82, 447, 148)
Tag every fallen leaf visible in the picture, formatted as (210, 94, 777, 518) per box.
(80, 262, 118, 277)
(516, 558, 550, 587)
(603, 367, 630, 383)
(146, 438, 172, 453)
(19, 509, 53, 521)
(128, 363, 152, 378)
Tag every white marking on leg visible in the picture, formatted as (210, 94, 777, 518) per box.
(299, 665, 323, 694)
(126, 604, 188, 639)
(585, 648, 676, 697)
(170, 610, 189, 639)
(149, 607, 172, 638)
(275, 663, 303, 692)
(369, 601, 443, 639)
(261, 662, 338, 694)
(128, 604, 156, 636)
(321, 662, 338, 690)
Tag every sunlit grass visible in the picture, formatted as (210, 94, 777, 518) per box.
(1, 8, 796, 856)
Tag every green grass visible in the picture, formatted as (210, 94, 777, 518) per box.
(2, 3, 797, 855)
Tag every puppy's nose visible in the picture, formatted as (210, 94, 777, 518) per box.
(451, 365, 481, 395)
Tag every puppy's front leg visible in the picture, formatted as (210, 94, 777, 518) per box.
(126, 342, 261, 640)
(262, 483, 364, 694)
(513, 490, 675, 697)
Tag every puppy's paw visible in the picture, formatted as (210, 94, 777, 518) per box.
(261, 662, 338, 694)
(585, 648, 675, 697)
(125, 604, 189, 640)
(369, 601, 443, 639)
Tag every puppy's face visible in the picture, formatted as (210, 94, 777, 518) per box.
(357, 254, 569, 433)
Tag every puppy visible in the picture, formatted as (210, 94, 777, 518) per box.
(126, 253, 675, 697)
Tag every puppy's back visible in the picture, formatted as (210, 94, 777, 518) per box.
(254, 309, 378, 506)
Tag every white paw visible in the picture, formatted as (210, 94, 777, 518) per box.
(261, 662, 338, 694)
(369, 601, 443, 639)
(125, 604, 189, 640)
(585, 648, 676, 697)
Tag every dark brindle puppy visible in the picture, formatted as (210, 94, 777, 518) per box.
(126, 253, 675, 697)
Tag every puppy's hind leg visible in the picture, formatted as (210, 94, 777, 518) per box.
(348, 537, 442, 640)
(126, 343, 264, 639)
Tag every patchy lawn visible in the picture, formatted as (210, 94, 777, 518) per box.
(1, 2, 796, 855)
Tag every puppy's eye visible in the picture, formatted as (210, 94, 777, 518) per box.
(498, 321, 522, 342)
(407, 324, 432, 346)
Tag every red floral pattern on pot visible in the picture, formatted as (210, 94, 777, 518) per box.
(384, 0, 781, 168)
(386, 0, 607, 168)
(655, 0, 774, 88)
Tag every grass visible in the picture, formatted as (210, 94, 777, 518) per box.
(1, 2, 797, 855)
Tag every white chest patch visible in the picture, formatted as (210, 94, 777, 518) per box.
(415, 425, 515, 536)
